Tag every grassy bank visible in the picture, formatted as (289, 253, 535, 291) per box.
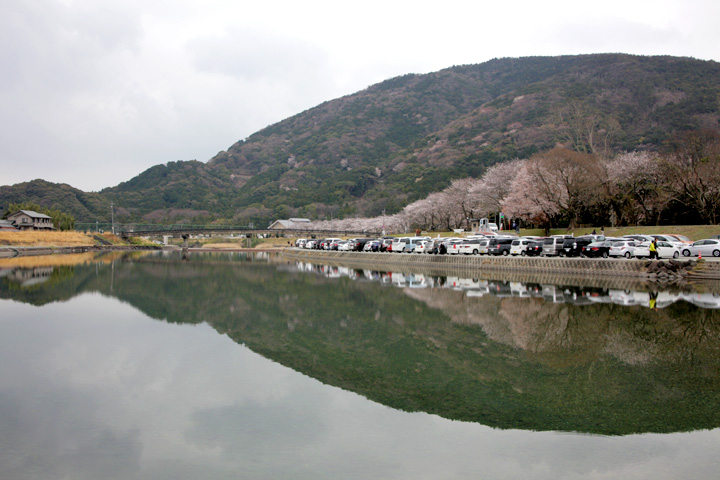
(0, 231, 96, 247)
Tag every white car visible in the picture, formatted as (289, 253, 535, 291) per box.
(634, 241, 681, 259)
(395, 236, 431, 253)
(446, 238, 466, 254)
(649, 234, 686, 248)
(681, 239, 720, 258)
(457, 239, 482, 255)
(414, 240, 435, 254)
(510, 239, 535, 256)
(609, 240, 638, 258)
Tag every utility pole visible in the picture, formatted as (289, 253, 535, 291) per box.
(111, 202, 115, 235)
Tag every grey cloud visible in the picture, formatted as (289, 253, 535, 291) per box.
(188, 27, 329, 83)
(542, 19, 684, 54)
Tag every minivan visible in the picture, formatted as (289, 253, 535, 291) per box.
(488, 237, 515, 255)
(542, 235, 573, 256)
(395, 236, 431, 253)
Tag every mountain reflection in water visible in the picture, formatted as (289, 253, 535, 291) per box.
(2, 251, 720, 435)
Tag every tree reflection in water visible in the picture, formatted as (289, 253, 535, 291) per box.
(2, 251, 720, 435)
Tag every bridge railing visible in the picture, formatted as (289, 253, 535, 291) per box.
(76, 223, 383, 237)
(117, 224, 254, 234)
(117, 224, 382, 236)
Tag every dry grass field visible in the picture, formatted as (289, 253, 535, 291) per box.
(0, 231, 95, 247)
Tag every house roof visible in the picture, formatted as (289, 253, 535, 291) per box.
(8, 210, 52, 219)
(0, 219, 18, 230)
(268, 218, 313, 229)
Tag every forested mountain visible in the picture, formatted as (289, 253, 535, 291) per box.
(2, 54, 720, 225)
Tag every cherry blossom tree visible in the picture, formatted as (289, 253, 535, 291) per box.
(605, 151, 671, 225)
(470, 159, 522, 217)
(501, 160, 556, 231)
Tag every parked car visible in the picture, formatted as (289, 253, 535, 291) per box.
(448, 239, 466, 254)
(681, 239, 720, 258)
(510, 239, 535, 256)
(438, 238, 464, 254)
(414, 239, 434, 254)
(561, 235, 602, 257)
(666, 234, 692, 244)
(623, 234, 655, 243)
(389, 238, 404, 253)
(542, 235, 574, 256)
(320, 238, 343, 250)
(336, 240, 351, 251)
(582, 240, 614, 258)
(398, 236, 431, 253)
(488, 237, 514, 256)
(379, 238, 395, 252)
(524, 240, 544, 256)
(649, 234, 686, 248)
(634, 241, 681, 259)
(363, 239, 380, 252)
(457, 239, 482, 255)
(477, 239, 491, 255)
(609, 240, 637, 258)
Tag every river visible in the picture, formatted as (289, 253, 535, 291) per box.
(1, 251, 719, 479)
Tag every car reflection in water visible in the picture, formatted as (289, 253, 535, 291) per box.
(292, 261, 720, 310)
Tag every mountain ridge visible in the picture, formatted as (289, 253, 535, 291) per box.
(2, 53, 720, 225)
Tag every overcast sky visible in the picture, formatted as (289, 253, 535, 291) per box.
(2, 0, 719, 191)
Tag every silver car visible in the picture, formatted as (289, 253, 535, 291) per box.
(681, 239, 720, 258)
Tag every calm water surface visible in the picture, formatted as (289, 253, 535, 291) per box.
(1, 251, 720, 479)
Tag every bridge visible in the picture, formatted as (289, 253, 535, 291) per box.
(76, 223, 382, 248)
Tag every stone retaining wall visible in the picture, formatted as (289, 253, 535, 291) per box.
(282, 249, 720, 281)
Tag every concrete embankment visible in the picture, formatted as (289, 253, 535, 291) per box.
(282, 249, 720, 282)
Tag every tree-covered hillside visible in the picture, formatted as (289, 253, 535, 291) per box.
(2, 54, 720, 225)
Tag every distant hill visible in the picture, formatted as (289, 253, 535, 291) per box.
(0, 179, 108, 222)
(3, 54, 720, 225)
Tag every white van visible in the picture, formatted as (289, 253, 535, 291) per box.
(395, 236, 431, 253)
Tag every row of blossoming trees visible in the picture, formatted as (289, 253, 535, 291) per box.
(306, 130, 720, 234)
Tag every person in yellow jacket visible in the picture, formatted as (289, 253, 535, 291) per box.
(649, 239, 658, 259)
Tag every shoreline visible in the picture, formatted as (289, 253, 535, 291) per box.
(0, 244, 167, 258)
(282, 248, 720, 282)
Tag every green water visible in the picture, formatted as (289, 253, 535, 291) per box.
(1, 251, 719, 479)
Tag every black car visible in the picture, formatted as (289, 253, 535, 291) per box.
(560, 235, 600, 257)
(582, 240, 613, 258)
(525, 240, 545, 256)
(349, 238, 374, 251)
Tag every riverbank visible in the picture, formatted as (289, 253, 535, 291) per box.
(0, 244, 166, 259)
(282, 248, 720, 281)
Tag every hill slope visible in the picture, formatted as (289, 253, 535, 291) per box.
(3, 54, 720, 225)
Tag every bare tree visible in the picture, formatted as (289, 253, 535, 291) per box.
(554, 101, 619, 159)
(662, 130, 720, 224)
